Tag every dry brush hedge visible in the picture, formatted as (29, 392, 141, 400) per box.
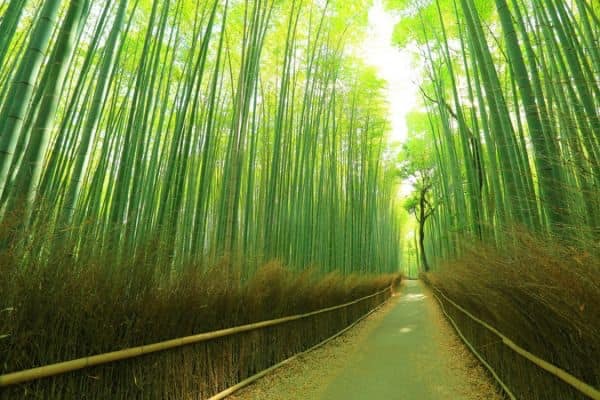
(0, 260, 399, 399)
(424, 232, 600, 400)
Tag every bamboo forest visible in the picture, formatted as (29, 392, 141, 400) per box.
(0, 0, 598, 399)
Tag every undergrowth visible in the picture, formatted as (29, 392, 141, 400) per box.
(425, 229, 599, 400)
(0, 219, 400, 399)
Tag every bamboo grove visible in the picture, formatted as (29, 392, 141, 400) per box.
(390, 0, 600, 265)
(0, 0, 401, 275)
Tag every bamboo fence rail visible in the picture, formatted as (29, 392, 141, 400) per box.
(429, 283, 600, 400)
(208, 291, 392, 399)
(0, 286, 392, 388)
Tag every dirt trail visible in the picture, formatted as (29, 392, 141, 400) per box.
(230, 280, 503, 400)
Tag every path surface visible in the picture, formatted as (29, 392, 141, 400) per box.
(231, 280, 502, 400)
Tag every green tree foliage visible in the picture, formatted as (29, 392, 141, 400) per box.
(398, 113, 436, 271)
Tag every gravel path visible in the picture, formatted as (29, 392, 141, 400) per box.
(230, 280, 504, 400)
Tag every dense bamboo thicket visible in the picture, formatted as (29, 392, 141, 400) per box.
(0, 0, 402, 397)
(410, 0, 597, 252)
(390, 0, 599, 397)
(0, 0, 400, 275)
(392, 0, 599, 255)
(4, 0, 598, 397)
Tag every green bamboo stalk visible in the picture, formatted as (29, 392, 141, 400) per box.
(6, 0, 89, 221)
(0, 0, 62, 198)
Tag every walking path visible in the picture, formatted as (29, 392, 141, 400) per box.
(231, 280, 502, 400)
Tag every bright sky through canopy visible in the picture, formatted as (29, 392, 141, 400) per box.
(359, 0, 420, 145)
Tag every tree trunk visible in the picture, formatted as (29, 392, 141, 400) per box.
(419, 187, 430, 272)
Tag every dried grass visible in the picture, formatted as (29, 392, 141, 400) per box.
(0, 226, 400, 399)
(425, 229, 600, 399)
